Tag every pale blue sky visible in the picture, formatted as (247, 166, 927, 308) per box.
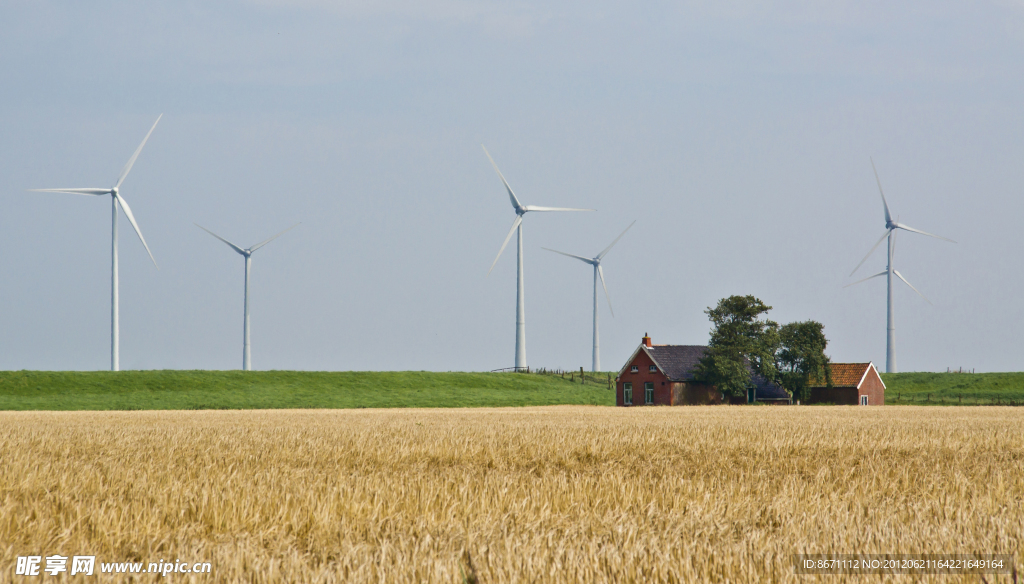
(1, 1, 1022, 371)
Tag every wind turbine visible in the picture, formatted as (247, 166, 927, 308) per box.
(543, 221, 635, 372)
(29, 115, 162, 371)
(195, 222, 300, 371)
(483, 145, 594, 371)
(846, 158, 955, 373)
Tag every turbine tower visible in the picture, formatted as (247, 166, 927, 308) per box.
(30, 115, 162, 371)
(483, 145, 594, 371)
(543, 221, 635, 372)
(195, 223, 300, 371)
(846, 158, 955, 373)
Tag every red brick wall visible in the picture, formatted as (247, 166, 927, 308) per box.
(858, 366, 885, 405)
(617, 348, 672, 406)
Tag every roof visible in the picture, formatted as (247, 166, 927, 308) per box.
(810, 363, 876, 388)
(621, 343, 789, 400)
(645, 345, 707, 381)
(751, 374, 790, 400)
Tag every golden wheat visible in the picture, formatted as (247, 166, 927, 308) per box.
(1, 406, 1021, 583)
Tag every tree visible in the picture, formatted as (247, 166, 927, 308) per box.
(775, 320, 832, 402)
(693, 295, 780, 399)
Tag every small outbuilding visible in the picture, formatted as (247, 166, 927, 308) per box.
(615, 334, 790, 406)
(807, 362, 885, 405)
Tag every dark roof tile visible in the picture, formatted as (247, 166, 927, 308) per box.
(646, 345, 707, 381)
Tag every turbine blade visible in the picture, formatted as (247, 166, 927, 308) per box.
(870, 157, 892, 225)
(843, 270, 887, 288)
(596, 220, 636, 260)
(115, 114, 162, 189)
(895, 223, 956, 243)
(195, 223, 246, 255)
(541, 247, 594, 264)
(488, 215, 522, 275)
(28, 188, 111, 196)
(520, 205, 595, 212)
(893, 269, 931, 304)
(850, 230, 891, 276)
(249, 222, 301, 253)
(114, 193, 157, 267)
(597, 264, 613, 317)
(481, 145, 523, 212)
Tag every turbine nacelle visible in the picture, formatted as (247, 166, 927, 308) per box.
(483, 145, 595, 276)
(542, 220, 635, 318)
(195, 223, 300, 259)
(28, 116, 161, 270)
(850, 160, 956, 279)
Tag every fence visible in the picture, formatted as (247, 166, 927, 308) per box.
(490, 366, 615, 389)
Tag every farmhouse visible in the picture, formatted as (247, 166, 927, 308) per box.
(807, 362, 885, 405)
(615, 334, 790, 406)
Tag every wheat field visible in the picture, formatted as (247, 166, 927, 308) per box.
(1, 406, 1022, 583)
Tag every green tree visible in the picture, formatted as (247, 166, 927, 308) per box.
(693, 295, 779, 399)
(775, 320, 832, 402)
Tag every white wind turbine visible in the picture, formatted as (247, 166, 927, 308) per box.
(483, 145, 594, 370)
(29, 115, 162, 371)
(846, 158, 955, 373)
(543, 220, 635, 372)
(195, 223, 300, 371)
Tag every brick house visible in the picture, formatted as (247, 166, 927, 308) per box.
(807, 362, 885, 405)
(615, 334, 790, 406)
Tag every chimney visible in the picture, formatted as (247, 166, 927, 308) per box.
(642, 332, 652, 348)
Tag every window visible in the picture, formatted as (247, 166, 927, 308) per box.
(860, 395, 869, 406)
(645, 382, 654, 404)
(623, 383, 633, 405)
(649, 365, 657, 373)
(630, 365, 638, 373)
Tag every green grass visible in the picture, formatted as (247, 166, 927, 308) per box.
(0, 370, 616, 411)
(882, 372, 1024, 405)
(3, 370, 1022, 411)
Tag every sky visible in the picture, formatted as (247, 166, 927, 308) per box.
(1, 0, 1022, 372)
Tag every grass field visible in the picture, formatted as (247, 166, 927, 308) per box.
(882, 372, 1024, 405)
(1, 406, 1021, 582)
(0, 370, 614, 410)
(2, 370, 1024, 411)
